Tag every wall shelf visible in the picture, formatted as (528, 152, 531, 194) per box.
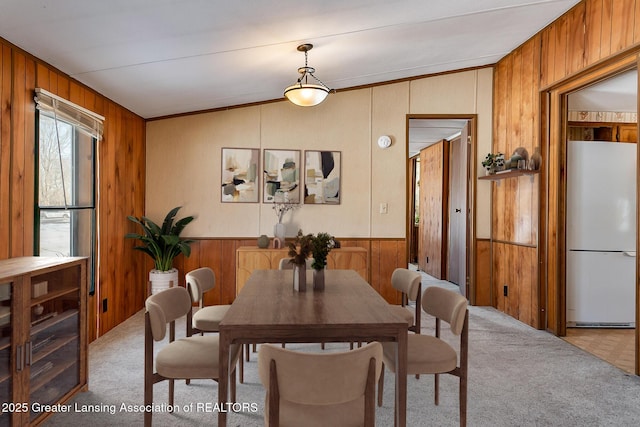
(478, 169, 539, 181)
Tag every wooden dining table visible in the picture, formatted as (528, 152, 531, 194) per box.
(217, 268, 408, 426)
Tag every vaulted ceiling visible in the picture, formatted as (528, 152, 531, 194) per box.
(0, 1, 581, 119)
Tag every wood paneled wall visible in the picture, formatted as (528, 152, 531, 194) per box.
(170, 237, 407, 306)
(492, 0, 640, 331)
(0, 38, 147, 341)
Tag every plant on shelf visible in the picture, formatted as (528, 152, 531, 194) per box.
(125, 206, 195, 294)
(481, 152, 505, 174)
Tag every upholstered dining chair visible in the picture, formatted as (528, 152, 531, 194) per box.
(388, 268, 422, 333)
(144, 286, 240, 427)
(377, 286, 469, 427)
(185, 267, 231, 334)
(277, 257, 314, 270)
(185, 267, 244, 380)
(258, 342, 383, 427)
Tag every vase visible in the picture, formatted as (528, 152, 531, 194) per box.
(148, 268, 178, 295)
(313, 268, 325, 291)
(257, 234, 270, 248)
(293, 264, 306, 292)
(274, 222, 286, 240)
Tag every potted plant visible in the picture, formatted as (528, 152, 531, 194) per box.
(310, 232, 335, 291)
(125, 206, 195, 295)
(481, 152, 505, 175)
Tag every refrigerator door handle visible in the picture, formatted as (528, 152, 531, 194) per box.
(622, 251, 636, 257)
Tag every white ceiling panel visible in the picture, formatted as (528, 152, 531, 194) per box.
(0, 0, 581, 118)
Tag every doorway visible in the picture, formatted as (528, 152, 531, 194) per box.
(407, 116, 476, 298)
(562, 68, 638, 374)
(543, 53, 639, 374)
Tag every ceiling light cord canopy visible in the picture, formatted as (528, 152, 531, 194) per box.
(284, 44, 333, 107)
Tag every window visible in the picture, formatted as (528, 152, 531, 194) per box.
(34, 89, 103, 294)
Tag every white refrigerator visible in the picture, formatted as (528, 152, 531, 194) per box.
(566, 140, 636, 327)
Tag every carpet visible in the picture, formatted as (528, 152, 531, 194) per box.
(45, 301, 640, 426)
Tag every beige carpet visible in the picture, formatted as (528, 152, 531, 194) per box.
(43, 298, 640, 427)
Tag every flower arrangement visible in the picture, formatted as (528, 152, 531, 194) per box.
(287, 230, 336, 269)
(310, 232, 336, 270)
(287, 230, 313, 265)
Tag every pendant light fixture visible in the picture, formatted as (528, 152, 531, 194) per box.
(284, 44, 332, 107)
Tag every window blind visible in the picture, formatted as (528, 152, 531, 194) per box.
(34, 88, 104, 140)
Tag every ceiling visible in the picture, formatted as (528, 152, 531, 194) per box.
(0, 0, 581, 119)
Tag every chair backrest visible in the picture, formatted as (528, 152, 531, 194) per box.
(145, 286, 192, 341)
(391, 268, 422, 301)
(278, 257, 314, 270)
(185, 267, 216, 303)
(421, 286, 468, 335)
(258, 342, 382, 406)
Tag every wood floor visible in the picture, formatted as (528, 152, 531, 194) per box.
(563, 328, 635, 374)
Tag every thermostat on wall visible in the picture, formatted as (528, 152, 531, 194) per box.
(377, 135, 392, 149)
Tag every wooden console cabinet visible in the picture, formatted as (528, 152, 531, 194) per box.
(236, 247, 368, 294)
(0, 257, 87, 426)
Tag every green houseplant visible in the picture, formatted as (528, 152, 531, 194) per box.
(481, 152, 505, 175)
(125, 206, 195, 294)
(310, 232, 335, 291)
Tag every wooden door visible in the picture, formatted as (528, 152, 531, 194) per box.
(418, 141, 448, 278)
(447, 123, 469, 294)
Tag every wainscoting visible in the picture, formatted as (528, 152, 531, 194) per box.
(168, 237, 408, 306)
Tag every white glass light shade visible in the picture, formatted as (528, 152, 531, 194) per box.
(284, 84, 330, 107)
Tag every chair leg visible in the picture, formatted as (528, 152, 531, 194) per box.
(144, 374, 152, 427)
(460, 376, 467, 427)
(231, 365, 237, 403)
(377, 362, 384, 407)
(321, 342, 325, 350)
(245, 344, 250, 362)
(169, 379, 175, 407)
(252, 343, 257, 353)
(239, 353, 244, 384)
(434, 373, 439, 405)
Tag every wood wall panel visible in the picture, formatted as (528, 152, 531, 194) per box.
(0, 38, 147, 341)
(474, 239, 491, 306)
(0, 45, 11, 261)
(567, 2, 586, 76)
(492, 0, 640, 332)
(611, 0, 636, 52)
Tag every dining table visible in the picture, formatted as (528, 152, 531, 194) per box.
(217, 268, 408, 426)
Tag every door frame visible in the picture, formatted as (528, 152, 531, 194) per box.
(406, 114, 477, 301)
(542, 52, 639, 374)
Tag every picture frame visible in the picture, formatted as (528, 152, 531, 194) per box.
(263, 149, 301, 203)
(221, 148, 260, 203)
(304, 150, 341, 204)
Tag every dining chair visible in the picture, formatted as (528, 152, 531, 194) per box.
(258, 342, 383, 427)
(377, 286, 469, 427)
(185, 267, 244, 381)
(144, 286, 240, 427)
(185, 267, 231, 334)
(388, 268, 422, 333)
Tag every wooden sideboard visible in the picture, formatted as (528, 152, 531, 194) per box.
(235, 246, 368, 295)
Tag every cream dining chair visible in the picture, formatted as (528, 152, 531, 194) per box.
(185, 267, 244, 381)
(388, 268, 423, 333)
(377, 286, 469, 427)
(258, 342, 383, 427)
(144, 286, 241, 427)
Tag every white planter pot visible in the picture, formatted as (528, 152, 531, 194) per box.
(148, 268, 179, 295)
